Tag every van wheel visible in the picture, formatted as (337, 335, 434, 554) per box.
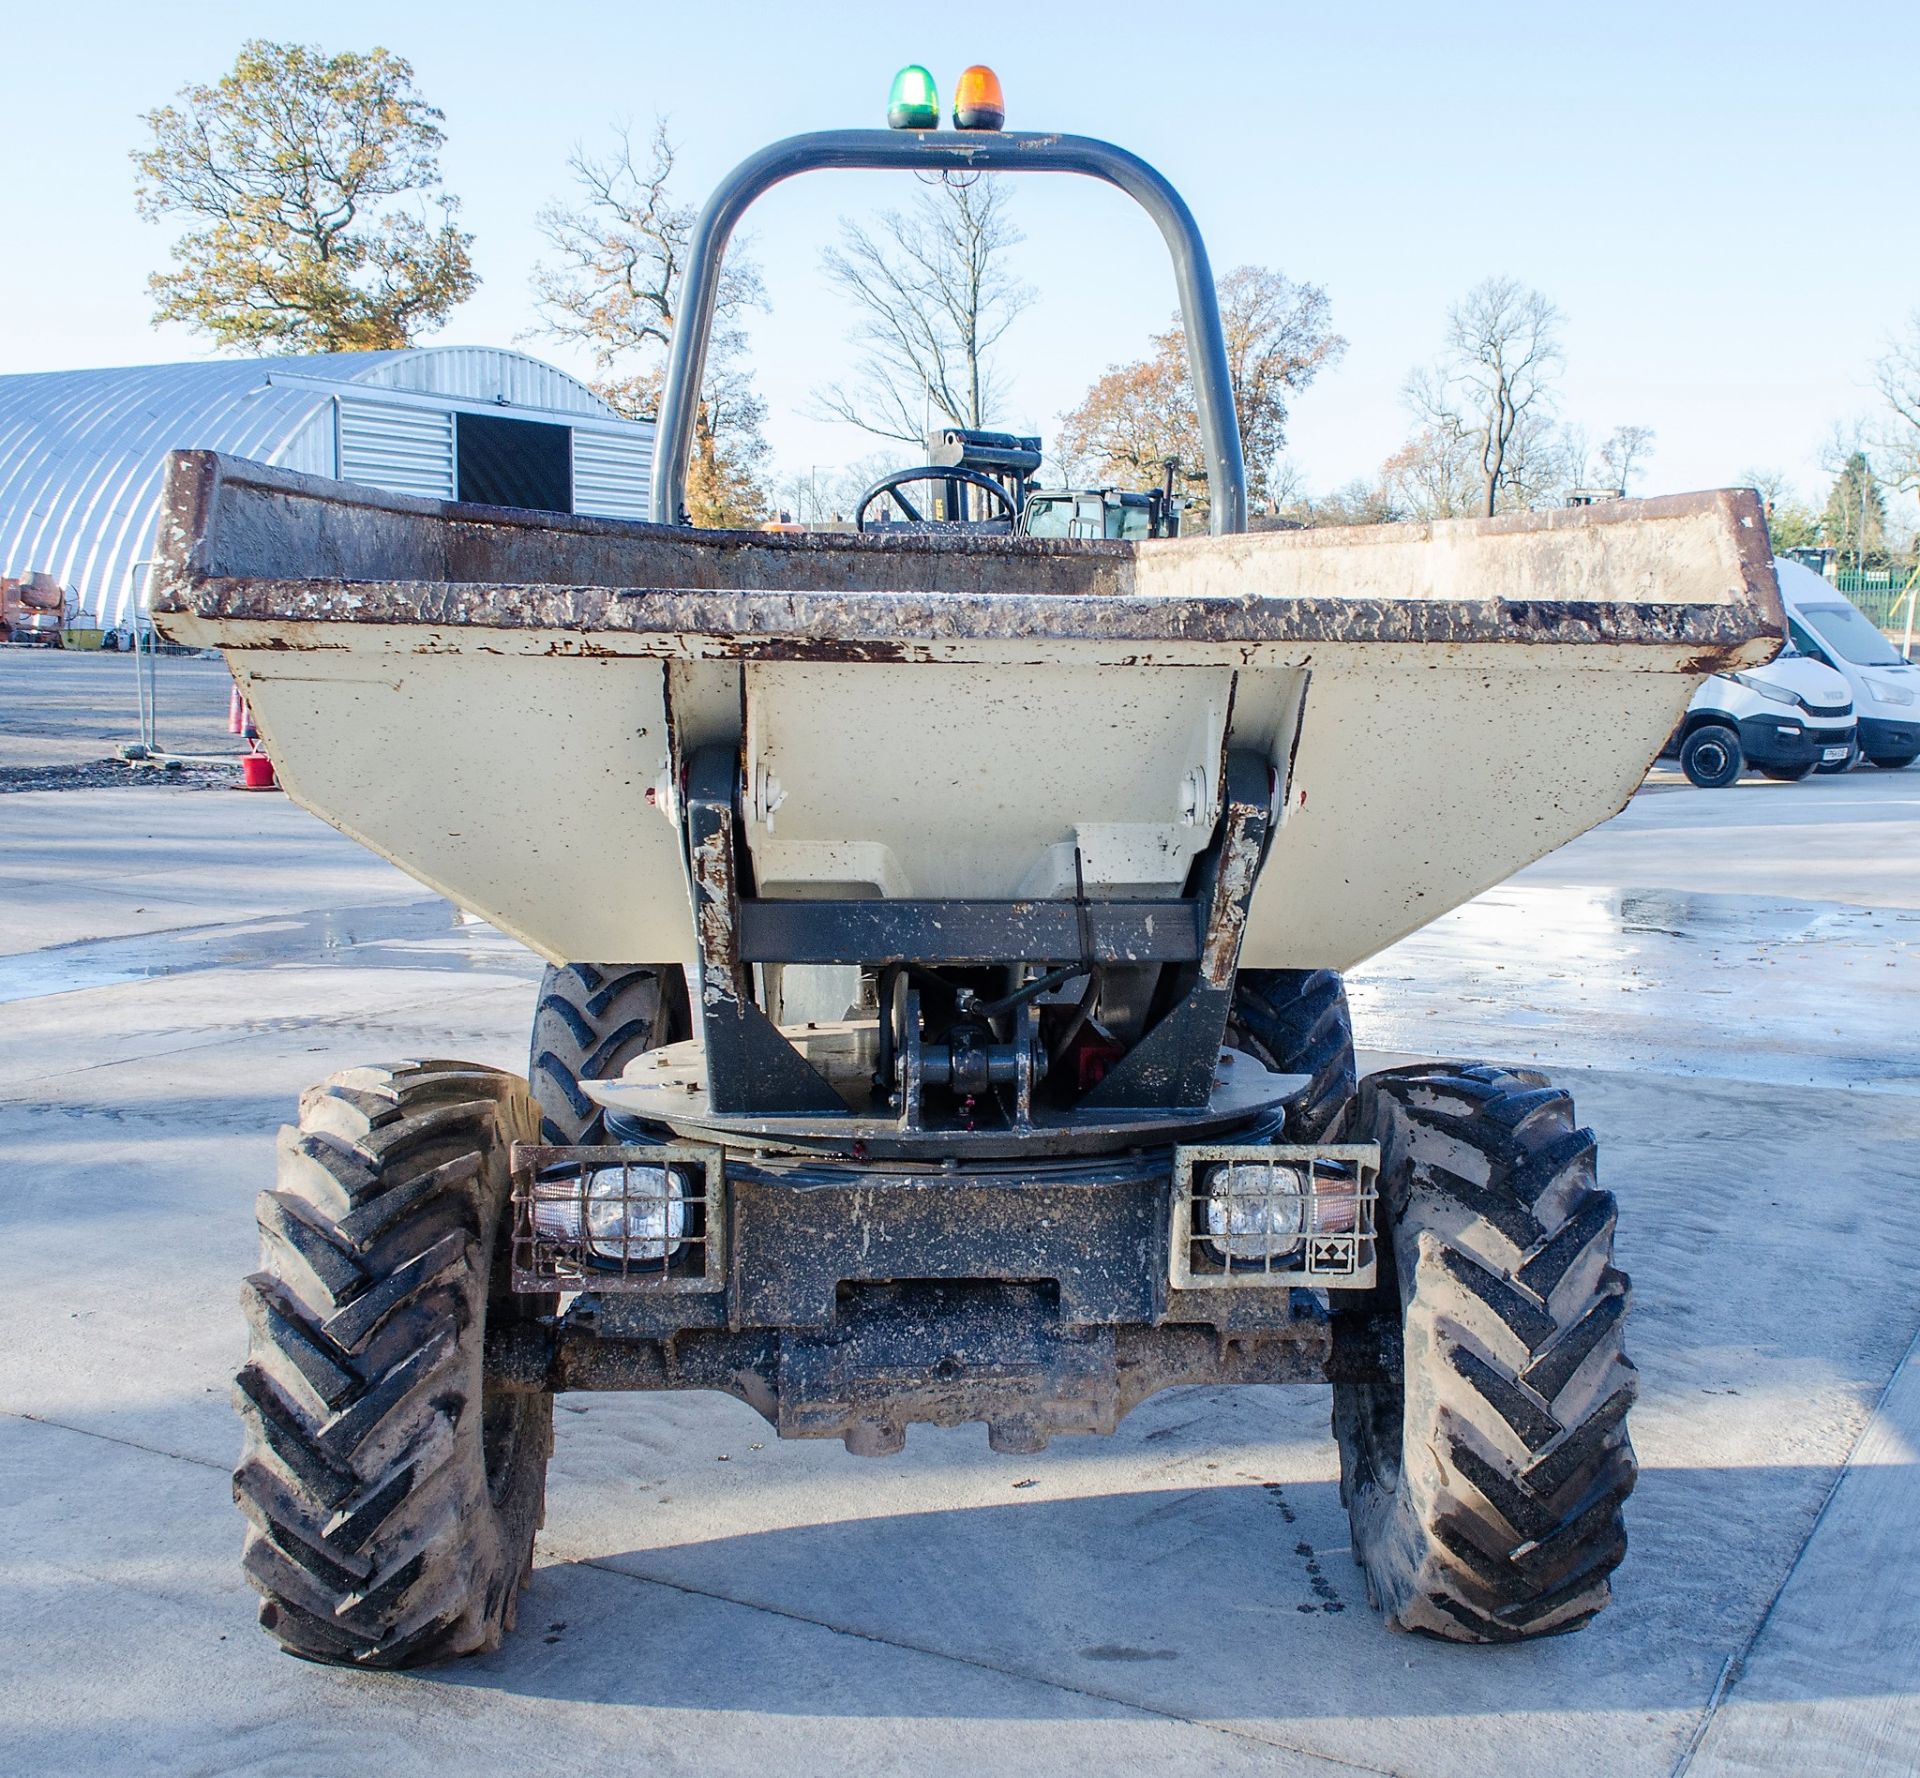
(1759, 763, 1814, 782)
(1678, 726, 1741, 788)
(1869, 753, 1918, 770)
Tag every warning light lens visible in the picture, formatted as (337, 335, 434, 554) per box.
(887, 65, 940, 130)
(952, 64, 1005, 131)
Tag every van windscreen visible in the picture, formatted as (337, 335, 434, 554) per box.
(1801, 603, 1904, 667)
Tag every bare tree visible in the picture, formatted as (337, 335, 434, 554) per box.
(1380, 420, 1481, 519)
(1274, 476, 1403, 527)
(1502, 411, 1577, 510)
(782, 451, 909, 524)
(1406, 276, 1564, 517)
(530, 121, 770, 525)
(1875, 310, 1920, 500)
(1741, 466, 1797, 510)
(1559, 421, 1594, 490)
(1596, 424, 1655, 494)
(814, 176, 1034, 443)
(1740, 467, 1821, 551)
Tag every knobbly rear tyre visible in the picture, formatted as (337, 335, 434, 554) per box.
(233, 1061, 551, 1667)
(1332, 1063, 1638, 1642)
(529, 963, 688, 1144)
(1228, 968, 1356, 1140)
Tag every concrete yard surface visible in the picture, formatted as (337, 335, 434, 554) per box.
(0, 647, 245, 777)
(1, 768, 1917, 1776)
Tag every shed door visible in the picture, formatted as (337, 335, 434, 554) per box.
(456, 412, 573, 513)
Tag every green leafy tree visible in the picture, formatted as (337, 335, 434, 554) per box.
(133, 40, 476, 352)
(1822, 451, 1888, 571)
(1055, 267, 1345, 515)
(1742, 469, 1821, 553)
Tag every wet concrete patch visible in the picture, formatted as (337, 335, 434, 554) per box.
(0, 760, 242, 794)
(0, 896, 540, 1004)
(1351, 881, 1920, 1093)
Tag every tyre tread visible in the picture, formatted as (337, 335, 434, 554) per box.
(1334, 1064, 1638, 1643)
(233, 1061, 549, 1668)
(528, 964, 685, 1143)
(1227, 967, 1356, 1141)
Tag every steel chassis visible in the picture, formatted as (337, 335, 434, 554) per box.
(489, 741, 1383, 1453)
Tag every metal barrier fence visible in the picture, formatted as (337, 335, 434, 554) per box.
(1834, 568, 1918, 633)
(118, 559, 249, 766)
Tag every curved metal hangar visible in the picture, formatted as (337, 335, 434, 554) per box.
(0, 345, 656, 629)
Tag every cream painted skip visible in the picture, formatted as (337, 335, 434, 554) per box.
(151, 452, 1781, 972)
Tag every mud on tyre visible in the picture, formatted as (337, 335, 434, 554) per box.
(233, 1061, 551, 1666)
(1332, 1063, 1638, 1641)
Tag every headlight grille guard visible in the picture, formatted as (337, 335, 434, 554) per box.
(1170, 1142, 1381, 1290)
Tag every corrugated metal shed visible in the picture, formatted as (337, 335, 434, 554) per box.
(0, 347, 655, 626)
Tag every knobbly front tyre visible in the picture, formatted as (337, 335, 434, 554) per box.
(1332, 1063, 1638, 1642)
(233, 1061, 551, 1666)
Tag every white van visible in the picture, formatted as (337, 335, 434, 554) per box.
(1774, 557, 1919, 770)
(1665, 646, 1855, 787)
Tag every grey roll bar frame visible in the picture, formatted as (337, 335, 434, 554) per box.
(649, 129, 1248, 535)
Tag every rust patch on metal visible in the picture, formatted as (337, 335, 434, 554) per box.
(1200, 797, 1263, 987)
(146, 452, 1783, 669)
(691, 822, 741, 1010)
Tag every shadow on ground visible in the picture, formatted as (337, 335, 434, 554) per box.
(414, 1463, 1882, 1726)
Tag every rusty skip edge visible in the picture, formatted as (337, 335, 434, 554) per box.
(149, 450, 1784, 665)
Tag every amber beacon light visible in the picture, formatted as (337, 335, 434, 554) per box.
(952, 64, 1005, 130)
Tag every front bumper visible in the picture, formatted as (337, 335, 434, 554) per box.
(511, 1137, 1378, 1330)
(500, 1135, 1381, 1452)
(1737, 713, 1856, 768)
(1861, 714, 1920, 759)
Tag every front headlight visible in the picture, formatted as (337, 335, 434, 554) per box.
(532, 1164, 687, 1262)
(1870, 679, 1917, 707)
(1202, 1161, 1359, 1262)
(1731, 672, 1805, 709)
(1204, 1160, 1306, 1261)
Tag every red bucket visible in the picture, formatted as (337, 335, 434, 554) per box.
(240, 751, 278, 791)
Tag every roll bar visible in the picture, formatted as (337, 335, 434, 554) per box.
(649, 129, 1247, 535)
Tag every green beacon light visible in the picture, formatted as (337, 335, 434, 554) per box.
(887, 65, 940, 130)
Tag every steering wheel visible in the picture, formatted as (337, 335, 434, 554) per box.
(854, 466, 1017, 534)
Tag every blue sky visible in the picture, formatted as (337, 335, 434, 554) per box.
(4, 0, 1915, 509)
